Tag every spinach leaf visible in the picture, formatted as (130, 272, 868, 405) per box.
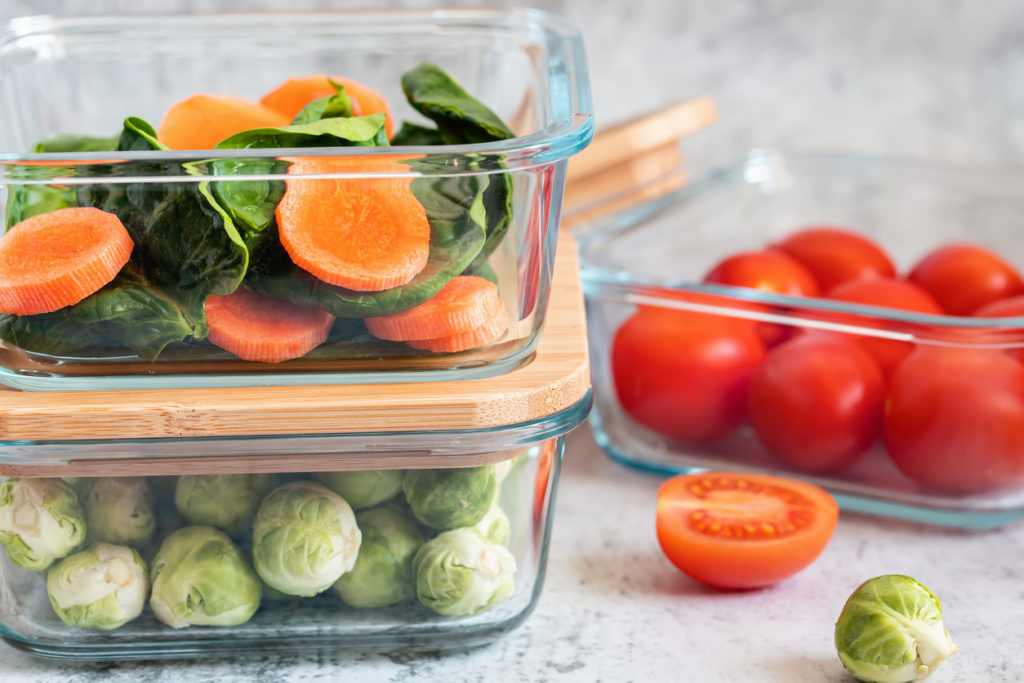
(245, 174, 488, 317)
(400, 63, 514, 143)
(390, 122, 446, 146)
(33, 134, 118, 153)
(76, 117, 248, 337)
(215, 113, 388, 150)
(0, 269, 192, 360)
(290, 82, 355, 126)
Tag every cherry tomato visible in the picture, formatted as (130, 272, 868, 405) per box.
(611, 306, 765, 444)
(747, 336, 885, 473)
(703, 250, 818, 348)
(974, 295, 1024, 362)
(908, 243, 1024, 315)
(655, 471, 838, 589)
(883, 346, 1024, 493)
(775, 227, 895, 292)
(827, 277, 944, 374)
(703, 250, 820, 297)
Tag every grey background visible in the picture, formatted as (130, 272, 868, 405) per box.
(1, 1, 1023, 681)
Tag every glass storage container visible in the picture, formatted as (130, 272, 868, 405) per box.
(580, 150, 1024, 529)
(0, 9, 593, 390)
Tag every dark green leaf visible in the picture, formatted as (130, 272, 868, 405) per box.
(390, 122, 446, 146)
(245, 174, 488, 317)
(400, 63, 514, 143)
(215, 113, 388, 150)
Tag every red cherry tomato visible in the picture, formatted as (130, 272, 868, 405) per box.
(774, 227, 895, 292)
(611, 306, 765, 444)
(747, 335, 885, 473)
(703, 250, 820, 297)
(703, 250, 818, 348)
(974, 295, 1024, 362)
(908, 243, 1024, 315)
(656, 471, 838, 589)
(883, 346, 1024, 493)
(827, 277, 944, 374)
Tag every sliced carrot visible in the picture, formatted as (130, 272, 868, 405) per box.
(157, 94, 290, 150)
(0, 207, 133, 315)
(366, 275, 502, 341)
(205, 287, 336, 363)
(406, 305, 511, 353)
(259, 75, 395, 138)
(275, 155, 430, 292)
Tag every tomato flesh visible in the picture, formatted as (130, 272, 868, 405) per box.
(656, 472, 838, 589)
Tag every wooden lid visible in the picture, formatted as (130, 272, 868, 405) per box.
(0, 235, 589, 444)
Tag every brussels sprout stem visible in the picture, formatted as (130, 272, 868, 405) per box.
(911, 620, 959, 681)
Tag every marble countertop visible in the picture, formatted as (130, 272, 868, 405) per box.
(2, 0, 1024, 680)
(4, 427, 1022, 682)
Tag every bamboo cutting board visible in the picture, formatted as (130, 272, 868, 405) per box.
(0, 235, 589, 444)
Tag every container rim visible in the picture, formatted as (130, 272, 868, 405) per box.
(578, 148, 1024, 346)
(0, 8, 595, 175)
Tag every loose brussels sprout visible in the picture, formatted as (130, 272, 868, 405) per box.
(835, 574, 958, 683)
(150, 526, 262, 628)
(46, 543, 148, 630)
(334, 504, 424, 608)
(474, 504, 511, 547)
(0, 478, 86, 571)
(412, 527, 516, 616)
(403, 465, 497, 530)
(314, 469, 404, 510)
(252, 481, 361, 597)
(81, 478, 156, 548)
(174, 473, 275, 536)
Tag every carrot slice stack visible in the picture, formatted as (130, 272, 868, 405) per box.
(260, 75, 395, 138)
(275, 156, 430, 292)
(157, 94, 290, 150)
(205, 288, 336, 363)
(0, 207, 134, 315)
(366, 275, 510, 353)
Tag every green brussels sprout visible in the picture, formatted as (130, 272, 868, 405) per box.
(835, 574, 958, 683)
(174, 473, 275, 536)
(402, 466, 497, 530)
(412, 527, 516, 616)
(81, 478, 156, 548)
(149, 526, 262, 628)
(314, 469, 404, 510)
(0, 478, 86, 571)
(334, 504, 424, 608)
(46, 543, 148, 630)
(474, 504, 511, 547)
(252, 481, 361, 597)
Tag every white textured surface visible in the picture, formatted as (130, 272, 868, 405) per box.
(3, 0, 1024, 680)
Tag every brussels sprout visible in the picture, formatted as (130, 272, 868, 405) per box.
(412, 527, 516, 616)
(46, 543, 148, 630)
(474, 504, 511, 547)
(81, 478, 156, 548)
(252, 481, 361, 597)
(314, 469, 404, 510)
(0, 478, 86, 571)
(403, 466, 497, 530)
(174, 473, 275, 536)
(835, 574, 958, 683)
(334, 504, 424, 608)
(150, 526, 262, 628)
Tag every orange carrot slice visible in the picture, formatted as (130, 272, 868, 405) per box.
(405, 306, 511, 353)
(205, 288, 336, 363)
(275, 156, 430, 292)
(365, 275, 502, 341)
(0, 207, 133, 315)
(157, 94, 291, 150)
(260, 75, 395, 138)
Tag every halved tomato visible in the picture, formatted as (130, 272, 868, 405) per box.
(655, 472, 838, 590)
